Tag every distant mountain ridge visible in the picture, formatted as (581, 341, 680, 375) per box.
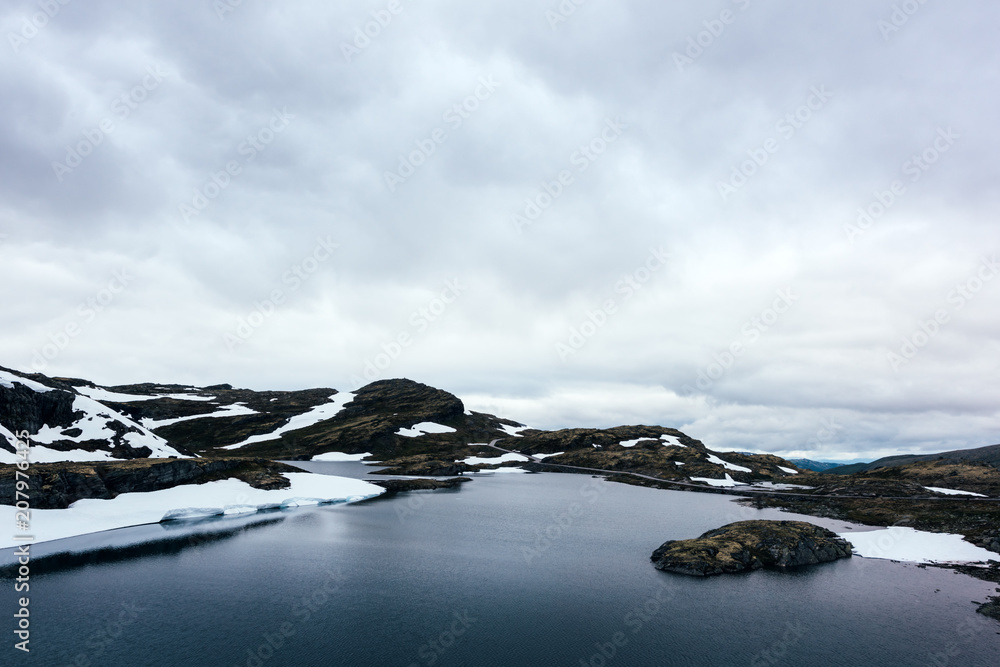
(789, 458, 871, 472)
(823, 445, 1000, 475)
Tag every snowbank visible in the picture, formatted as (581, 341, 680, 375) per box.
(0, 473, 383, 549)
(842, 526, 998, 564)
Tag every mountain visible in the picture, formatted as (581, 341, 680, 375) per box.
(822, 444, 1000, 475)
(789, 458, 870, 472)
(0, 365, 805, 486)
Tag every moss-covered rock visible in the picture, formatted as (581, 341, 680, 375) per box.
(651, 520, 853, 577)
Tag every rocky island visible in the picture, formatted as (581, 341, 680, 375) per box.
(651, 520, 854, 577)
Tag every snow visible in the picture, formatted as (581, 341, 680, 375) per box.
(778, 466, 798, 475)
(497, 424, 530, 437)
(475, 467, 529, 474)
(395, 422, 457, 437)
(660, 435, 686, 447)
(462, 452, 530, 465)
(532, 451, 564, 460)
(141, 403, 258, 429)
(741, 482, 815, 491)
(706, 453, 752, 473)
(222, 392, 355, 449)
(0, 473, 384, 549)
(311, 451, 373, 462)
(0, 369, 53, 393)
(841, 526, 999, 564)
(675, 462, 685, 466)
(619, 438, 657, 448)
(690, 474, 739, 488)
(29, 395, 184, 460)
(74, 385, 216, 403)
(924, 486, 988, 497)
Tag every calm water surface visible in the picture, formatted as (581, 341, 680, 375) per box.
(5, 465, 1000, 666)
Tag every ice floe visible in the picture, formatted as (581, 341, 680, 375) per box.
(841, 526, 998, 564)
(706, 454, 752, 473)
(222, 392, 355, 449)
(0, 473, 383, 549)
(395, 422, 457, 437)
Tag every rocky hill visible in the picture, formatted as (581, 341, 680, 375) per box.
(1, 365, 808, 488)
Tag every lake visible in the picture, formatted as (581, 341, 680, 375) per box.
(6, 465, 1000, 666)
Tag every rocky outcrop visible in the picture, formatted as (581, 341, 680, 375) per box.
(371, 477, 471, 492)
(373, 457, 479, 477)
(0, 458, 302, 509)
(978, 597, 1000, 622)
(651, 520, 853, 577)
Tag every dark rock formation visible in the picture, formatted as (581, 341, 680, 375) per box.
(0, 458, 302, 509)
(371, 477, 471, 492)
(978, 596, 1000, 622)
(651, 520, 853, 577)
(373, 457, 478, 477)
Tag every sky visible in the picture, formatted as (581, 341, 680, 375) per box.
(1, 0, 997, 461)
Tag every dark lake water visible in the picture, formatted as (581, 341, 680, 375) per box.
(4, 465, 1000, 666)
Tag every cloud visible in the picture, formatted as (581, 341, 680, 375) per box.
(1, 0, 998, 459)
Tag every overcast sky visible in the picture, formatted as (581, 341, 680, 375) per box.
(1, 0, 997, 460)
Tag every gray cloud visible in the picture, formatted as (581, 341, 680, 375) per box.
(1, 0, 998, 459)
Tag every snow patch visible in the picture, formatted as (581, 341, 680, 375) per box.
(497, 424, 529, 437)
(706, 453, 752, 473)
(690, 474, 738, 488)
(0, 473, 384, 548)
(462, 452, 530, 465)
(660, 435, 686, 448)
(395, 422, 457, 438)
(74, 385, 215, 403)
(142, 403, 258, 429)
(619, 438, 657, 448)
(0, 369, 53, 393)
(29, 395, 184, 460)
(842, 526, 998, 564)
(222, 393, 355, 449)
(532, 451, 564, 460)
(777, 466, 798, 475)
(924, 486, 988, 498)
(311, 452, 373, 462)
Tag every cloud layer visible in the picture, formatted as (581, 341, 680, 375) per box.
(2, 0, 998, 459)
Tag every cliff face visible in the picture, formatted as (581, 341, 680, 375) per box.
(0, 381, 77, 438)
(651, 520, 853, 577)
